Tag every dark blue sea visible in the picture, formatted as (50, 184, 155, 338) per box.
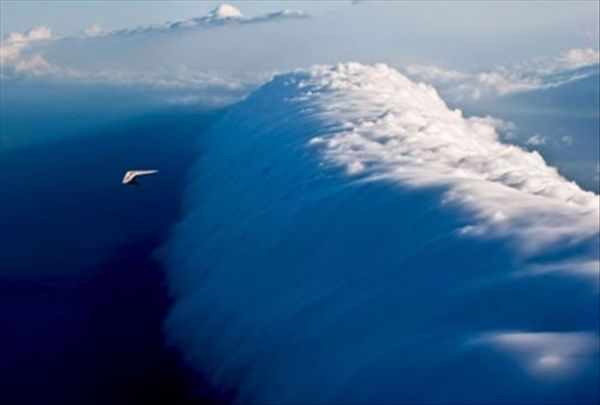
(0, 85, 222, 403)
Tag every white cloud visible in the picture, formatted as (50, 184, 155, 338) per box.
(561, 135, 574, 146)
(0, 22, 275, 104)
(558, 48, 600, 69)
(526, 134, 547, 146)
(0, 26, 56, 76)
(162, 63, 599, 402)
(2, 25, 52, 45)
(405, 64, 467, 83)
(474, 69, 541, 98)
(84, 24, 104, 37)
(524, 259, 600, 281)
(403, 48, 600, 101)
(1, 7, 592, 108)
(110, 3, 307, 36)
(208, 3, 243, 19)
(473, 331, 599, 378)
(301, 63, 598, 254)
(0, 3, 306, 93)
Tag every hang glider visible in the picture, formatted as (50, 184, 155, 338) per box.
(122, 170, 159, 185)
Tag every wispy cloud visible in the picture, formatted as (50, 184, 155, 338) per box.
(107, 3, 307, 37)
(405, 48, 600, 101)
(525, 134, 547, 146)
(473, 331, 599, 378)
(0, 3, 304, 101)
(83, 24, 105, 38)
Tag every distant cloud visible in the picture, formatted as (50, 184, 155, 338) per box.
(109, 3, 307, 36)
(561, 135, 574, 146)
(0, 4, 307, 92)
(558, 48, 600, 69)
(83, 24, 104, 37)
(526, 134, 547, 146)
(525, 259, 599, 281)
(0, 26, 57, 76)
(164, 62, 599, 400)
(473, 331, 599, 378)
(404, 48, 600, 101)
(0, 3, 303, 98)
(0, 24, 267, 104)
(0, 7, 593, 112)
(405, 64, 467, 83)
(472, 69, 540, 99)
(405, 64, 540, 101)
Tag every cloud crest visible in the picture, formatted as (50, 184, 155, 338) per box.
(304, 63, 598, 253)
(405, 48, 600, 101)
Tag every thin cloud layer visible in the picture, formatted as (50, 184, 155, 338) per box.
(474, 332, 599, 378)
(0, 4, 594, 108)
(109, 3, 307, 37)
(0, 2, 306, 91)
(405, 48, 600, 101)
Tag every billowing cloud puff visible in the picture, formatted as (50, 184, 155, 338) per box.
(558, 48, 600, 69)
(304, 63, 598, 254)
(0, 26, 57, 76)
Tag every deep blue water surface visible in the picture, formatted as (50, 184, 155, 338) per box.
(0, 107, 221, 404)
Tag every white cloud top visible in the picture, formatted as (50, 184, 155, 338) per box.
(208, 3, 244, 20)
(474, 331, 599, 378)
(300, 63, 598, 254)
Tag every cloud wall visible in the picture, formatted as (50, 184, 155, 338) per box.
(164, 63, 599, 404)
